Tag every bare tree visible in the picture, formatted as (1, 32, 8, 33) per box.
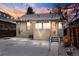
(55, 3, 79, 25)
(54, 3, 79, 46)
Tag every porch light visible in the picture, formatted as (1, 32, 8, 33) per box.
(58, 22, 62, 29)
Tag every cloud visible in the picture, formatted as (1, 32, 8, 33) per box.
(2, 3, 78, 17)
(0, 3, 25, 17)
(26, 3, 52, 14)
(0, 3, 52, 17)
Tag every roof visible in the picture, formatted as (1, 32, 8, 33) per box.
(0, 19, 16, 24)
(0, 11, 14, 20)
(15, 13, 61, 21)
(0, 11, 15, 24)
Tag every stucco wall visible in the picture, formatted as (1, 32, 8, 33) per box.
(16, 21, 63, 40)
(16, 22, 32, 37)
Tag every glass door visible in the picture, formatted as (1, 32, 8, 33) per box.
(51, 22, 57, 37)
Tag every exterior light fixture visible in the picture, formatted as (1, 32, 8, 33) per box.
(58, 22, 62, 29)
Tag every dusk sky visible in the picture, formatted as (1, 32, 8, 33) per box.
(0, 3, 73, 17)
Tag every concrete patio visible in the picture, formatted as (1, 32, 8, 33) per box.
(0, 37, 79, 56)
(0, 37, 59, 56)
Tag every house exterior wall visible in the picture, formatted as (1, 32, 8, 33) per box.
(16, 22, 33, 37)
(16, 21, 63, 40)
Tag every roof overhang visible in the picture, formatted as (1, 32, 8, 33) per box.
(14, 13, 61, 22)
(0, 19, 16, 24)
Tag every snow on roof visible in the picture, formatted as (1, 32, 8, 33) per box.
(16, 13, 61, 21)
(0, 19, 16, 24)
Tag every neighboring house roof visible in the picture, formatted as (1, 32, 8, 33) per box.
(0, 19, 16, 24)
(0, 11, 13, 19)
(0, 11, 16, 24)
(15, 13, 61, 21)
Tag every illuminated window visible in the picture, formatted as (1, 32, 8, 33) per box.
(35, 22, 50, 29)
(35, 23, 42, 29)
(43, 22, 50, 29)
(43, 23, 47, 29)
(27, 22, 31, 30)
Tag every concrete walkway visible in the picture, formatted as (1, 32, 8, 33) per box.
(0, 37, 59, 56)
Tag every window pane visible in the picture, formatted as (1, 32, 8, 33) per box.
(47, 22, 50, 29)
(43, 22, 50, 29)
(27, 22, 31, 30)
(43, 23, 47, 29)
(35, 23, 42, 29)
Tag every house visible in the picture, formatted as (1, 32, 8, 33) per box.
(69, 19, 79, 48)
(63, 4, 79, 48)
(0, 11, 16, 38)
(14, 13, 63, 40)
(63, 18, 79, 48)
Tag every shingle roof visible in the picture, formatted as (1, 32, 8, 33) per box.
(17, 13, 61, 21)
(0, 11, 15, 24)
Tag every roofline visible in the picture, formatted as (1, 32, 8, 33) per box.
(0, 19, 16, 24)
(13, 18, 61, 22)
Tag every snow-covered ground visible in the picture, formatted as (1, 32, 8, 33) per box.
(0, 37, 79, 56)
(0, 37, 59, 56)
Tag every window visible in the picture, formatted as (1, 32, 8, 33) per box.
(27, 22, 31, 30)
(43, 22, 50, 29)
(43, 23, 47, 29)
(35, 22, 50, 29)
(35, 23, 42, 29)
